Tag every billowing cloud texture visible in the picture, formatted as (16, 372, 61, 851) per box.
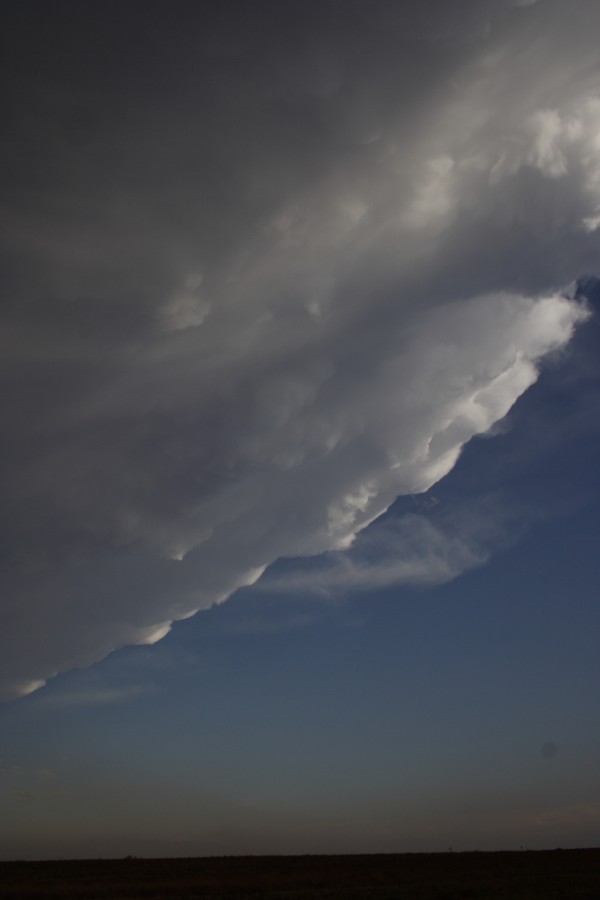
(0, 0, 598, 699)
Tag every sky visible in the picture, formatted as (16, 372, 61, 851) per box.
(1, 0, 599, 859)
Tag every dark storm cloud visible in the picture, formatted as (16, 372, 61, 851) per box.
(0, 0, 598, 698)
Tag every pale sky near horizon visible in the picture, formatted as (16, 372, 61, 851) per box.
(1, 0, 599, 858)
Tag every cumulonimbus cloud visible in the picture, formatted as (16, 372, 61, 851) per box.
(0, 0, 597, 699)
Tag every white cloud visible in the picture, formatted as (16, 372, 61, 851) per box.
(261, 512, 492, 597)
(404, 155, 457, 229)
(0, 680, 47, 704)
(133, 622, 173, 646)
(160, 274, 211, 331)
(528, 110, 567, 177)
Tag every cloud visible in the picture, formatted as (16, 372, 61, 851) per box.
(262, 513, 490, 597)
(0, 0, 598, 698)
(33, 684, 150, 711)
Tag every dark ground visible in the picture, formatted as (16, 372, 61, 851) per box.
(1, 848, 599, 899)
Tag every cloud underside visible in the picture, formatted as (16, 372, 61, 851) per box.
(0, 0, 598, 699)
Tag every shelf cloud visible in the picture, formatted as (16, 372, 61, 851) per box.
(0, 0, 597, 699)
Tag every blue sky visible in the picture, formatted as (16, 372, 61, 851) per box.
(2, 281, 599, 858)
(1, 0, 600, 858)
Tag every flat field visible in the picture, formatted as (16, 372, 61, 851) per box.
(1, 848, 599, 899)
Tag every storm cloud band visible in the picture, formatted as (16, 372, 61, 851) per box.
(0, 0, 598, 699)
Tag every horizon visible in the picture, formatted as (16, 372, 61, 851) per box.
(4, 847, 600, 863)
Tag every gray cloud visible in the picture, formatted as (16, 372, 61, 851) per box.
(0, 0, 598, 698)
